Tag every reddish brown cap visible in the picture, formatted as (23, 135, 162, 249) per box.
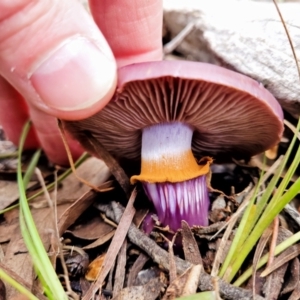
(64, 61, 284, 162)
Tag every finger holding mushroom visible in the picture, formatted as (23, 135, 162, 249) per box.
(63, 61, 284, 232)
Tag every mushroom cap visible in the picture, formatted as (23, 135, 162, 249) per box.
(65, 60, 284, 162)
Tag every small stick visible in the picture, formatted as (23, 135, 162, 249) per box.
(284, 119, 300, 141)
(272, 0, 300, 79)
(266, 216, 279, 268)
(163, 22, 195, 54)
(83, 189, 137, 300)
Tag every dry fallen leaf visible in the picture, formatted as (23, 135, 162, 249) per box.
(58, 189, 98, 236)
(113, 239, 127, 297)
(281, 258, 300, 295)
(163, 265, 202, 299)
(66, 215, 114, 241)
(288, 282, 300, 300)
(111, 277, 163, 300)
(85, 253, 106, 281)
(0, 180, 34, 210)
(181, 220, 203, 266)
(1, 157, 111, 299)
(83, 230, 116, 250)
(262, 227, 293, 299)
(31, 157, 111, 207)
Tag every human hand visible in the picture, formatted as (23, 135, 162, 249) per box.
(0, 0, 163, 165)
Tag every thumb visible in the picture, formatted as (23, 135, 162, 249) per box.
(0, 0, 117, 120)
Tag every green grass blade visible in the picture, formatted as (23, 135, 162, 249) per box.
(17, 121, 67, 300)
(19, 210, 53, 298)
(219, 158, 267, 278)
(0, 268, 39, 300)
(263, 140, 300, 217)
(223, 118, 300, 282)
(218, 189, 257, 278)
(221, 156, 286, 280)
(234, 230, 300, 286)
(227, 177, 300, 283)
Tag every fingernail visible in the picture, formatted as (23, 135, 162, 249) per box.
(30, 37, 116, 111)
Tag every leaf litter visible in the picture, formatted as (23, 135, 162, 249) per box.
(0, 156, 111, 299)
(0, 127, 296, 300)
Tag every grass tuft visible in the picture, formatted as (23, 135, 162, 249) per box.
(17, 121, 68, 299)
(220, 117, 300, 283)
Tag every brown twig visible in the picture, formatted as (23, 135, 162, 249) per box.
(266, 216, 279, 268)
(272, 0, 300, 80)
(167, 234, 178, 283)
(95, 202, 265, 300)
(83, 189, 137, 300)
(163, 22, 195, 54)
(284, 119, 300, 141)
(261, 244, 300, 277)
(85, 133, 131, 197)
(113, 239, 127, 297)
(252, 227, 272, 298)
(127, 253, 149, 287)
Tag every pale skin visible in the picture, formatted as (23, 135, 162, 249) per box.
(0, 0, 163, 165)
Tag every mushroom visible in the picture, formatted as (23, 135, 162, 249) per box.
(64, 61, 284, 232)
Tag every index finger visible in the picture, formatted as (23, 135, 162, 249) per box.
(89, 0, 163, 66)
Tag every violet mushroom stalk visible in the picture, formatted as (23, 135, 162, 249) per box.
(131, 122, 213, 231)
(63, 61, 284, 233)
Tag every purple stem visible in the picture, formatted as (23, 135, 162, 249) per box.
(143, 175, 210, 232)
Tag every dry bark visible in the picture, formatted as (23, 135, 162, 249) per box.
(163, 0, 300, 118)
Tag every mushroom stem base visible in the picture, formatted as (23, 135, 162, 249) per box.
(143, 174, 209, 232)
